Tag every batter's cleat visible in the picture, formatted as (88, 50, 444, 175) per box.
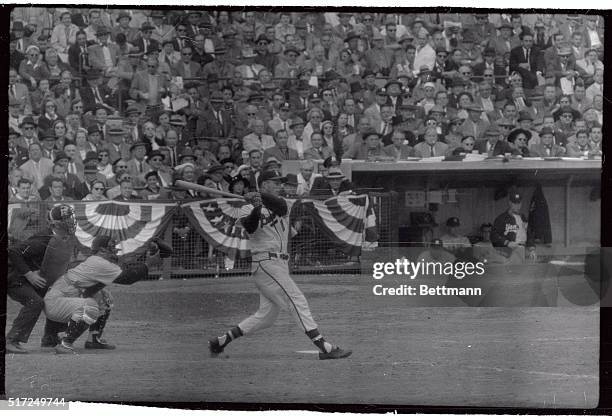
(84, 338, 116, 350)
(55, 340, 77, 355)
(208, 337, 225, 356)
(5, 341, 28, 354)
(319, 346, 352, 360)
(41, 334, 60, 348)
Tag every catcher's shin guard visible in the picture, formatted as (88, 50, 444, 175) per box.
(85, 311, 115, 349)
(55, 319, 89, 354)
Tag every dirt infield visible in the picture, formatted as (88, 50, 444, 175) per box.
(4, 274, 599, 408)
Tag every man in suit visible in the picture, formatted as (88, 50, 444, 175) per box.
(474, 127, 520, 156)
(459, 105, 490, 140)
(16, 117, 38, 150)
(48, 153, 81, 197)
(414, 128, 449, 158)
(67, 30, 90, 74)
(87, 26, 119, 73)
(242, 118, 275, 153)
(263, 130, 299, 162)
(73, 159, 107, 199)
(79, 69, 115, 113)
(310, 166, 353, 197)
(62, 143, 85, 181)
(9, 68, 31, 114)
(113, 178, 141, 201)
(383, 129, 415, 159)
(9, 128, 29, 168)
(145, 150, 172, 188)
(546, 46, 579, 88)
(171, 45, 202, 79)
(528, 127, 566, 157)
(488, 20, 520, 57)
(129, 56, 169, 108)
(195, 92, 234, 139)
(509, 30, 544, 91)
(134, 23, 160, 56)
(104, 127, 131, 163)
(20, 142, 54, 190)
(126, 142, 151, 187)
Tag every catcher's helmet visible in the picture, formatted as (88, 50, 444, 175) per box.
(48, 204, 76, 235)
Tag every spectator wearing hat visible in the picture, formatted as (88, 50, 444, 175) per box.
(343, 130, 386, 160)
(509, 30, 544, 90)
(546, 44, 579, 88)
(274, 45, 302, 79)
(201, 43, 235, 82)
(474, 126, 519, 156)
(87, 26, 119, 73)
(205, 164, 230, 192)
(37, 130, 58, 160)
(133, 22, 159, 55)
(104, 127, 130, 163)
(286, 117, 308, 159)
(49, 10, 79, 55)
(195, 91, 235, 139)
(491, 192, 535, 263)
(111, 11, 139, 44)
(460, 104, 490, 140)
(126, 141, 151, 181)
(253, 33, 279, 73)
(146, 150, 172, 188)
(79, 69, 113, 113)
(488, 20, 520, 57)
(528, 127, 565, 157)
(310, 166, 352, 197)
(364, 32, 393, 76)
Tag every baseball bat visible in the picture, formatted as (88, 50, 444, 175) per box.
(174, 180, 246, 200)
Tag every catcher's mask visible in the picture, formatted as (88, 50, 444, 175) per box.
(91, 235, 119, 255)
(48, 204, 76, 235)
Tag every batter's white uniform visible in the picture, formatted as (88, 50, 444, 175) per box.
(238, 200, 318, 335)
(44, 256, 121, 325)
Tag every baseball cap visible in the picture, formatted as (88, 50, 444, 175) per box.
(257, 169, 287, 186)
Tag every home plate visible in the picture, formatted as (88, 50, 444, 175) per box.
(296, 350, 320, 354)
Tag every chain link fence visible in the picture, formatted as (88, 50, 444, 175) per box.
(8, 191, 398, 279)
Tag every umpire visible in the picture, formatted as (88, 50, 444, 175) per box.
(6, 205, 77, 354)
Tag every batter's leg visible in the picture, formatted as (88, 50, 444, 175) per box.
(257, 259, 352, 360)
(41, 319, 68, 348)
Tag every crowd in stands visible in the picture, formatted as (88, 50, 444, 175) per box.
(8, 9, 604, 207)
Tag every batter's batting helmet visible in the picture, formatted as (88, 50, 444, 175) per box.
(48, 204, 76, 235)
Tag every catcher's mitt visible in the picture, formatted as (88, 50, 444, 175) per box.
(151, 237, 174, 258)
(113, 262, 149, 285)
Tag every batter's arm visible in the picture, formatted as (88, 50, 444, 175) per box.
(261, 192, 288, 217)
(241, 205, 262, 233)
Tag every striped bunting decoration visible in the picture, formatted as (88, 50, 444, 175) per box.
(301, 194, 378, 256)
(71, 201, 177, 257)
(182, 199, 252, 259)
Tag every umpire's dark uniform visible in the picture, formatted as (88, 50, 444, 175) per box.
(7, 232, 64, 345)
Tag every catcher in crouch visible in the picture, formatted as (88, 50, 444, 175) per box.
(208, 169, 352, 360)
(44, 235, 173, 354)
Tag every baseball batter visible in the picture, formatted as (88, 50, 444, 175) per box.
(45, 235, 172, 354)
(208, 170, 352, 360)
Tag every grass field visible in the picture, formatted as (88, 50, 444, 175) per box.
(4, 273, 599, 408)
